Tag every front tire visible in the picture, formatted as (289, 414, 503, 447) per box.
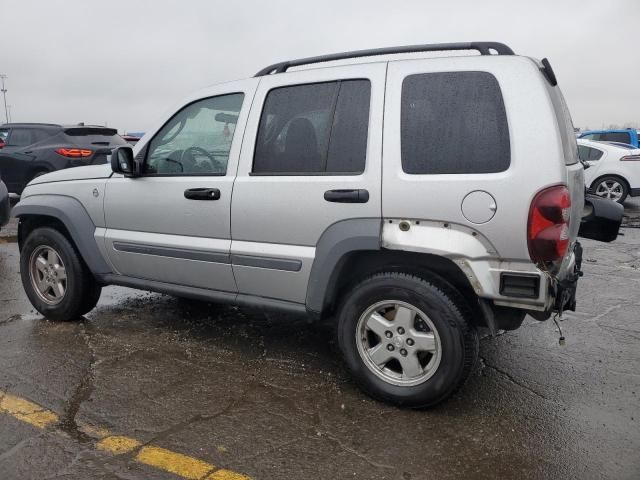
(20, 227, 101, 321)
(337, 272, 478, 408)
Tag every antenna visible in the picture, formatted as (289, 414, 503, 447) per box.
(0, 75, 8, 124)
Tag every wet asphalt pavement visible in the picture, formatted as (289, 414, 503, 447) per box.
(0, 203, 639, 480)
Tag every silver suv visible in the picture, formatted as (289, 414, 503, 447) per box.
(14, 43, 589, 407)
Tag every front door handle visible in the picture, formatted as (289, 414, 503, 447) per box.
(184, 188, 220, 200)
(324, 189, 369, 203)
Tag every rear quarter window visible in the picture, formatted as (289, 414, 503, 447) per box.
(401, 71, 510, 174)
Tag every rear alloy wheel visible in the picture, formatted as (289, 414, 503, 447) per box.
(337, 272, 478, 408)
(593, 176, 628, 204)
(356, 301, 442, 387)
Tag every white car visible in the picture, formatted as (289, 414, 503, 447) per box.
(578, 138, 640, 203)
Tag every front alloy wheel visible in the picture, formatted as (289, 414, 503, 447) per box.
(20, 226, 102, 320)
(29, 245, 67, 305)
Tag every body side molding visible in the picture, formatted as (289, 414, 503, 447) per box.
(12, 194, 112, 274)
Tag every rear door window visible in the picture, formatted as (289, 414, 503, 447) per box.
(401, 71, 510, 174)
(252, 80, 371, 174)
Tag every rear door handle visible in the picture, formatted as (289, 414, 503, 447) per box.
(324, 189, 369, 203)
(184, 188, 220, 200)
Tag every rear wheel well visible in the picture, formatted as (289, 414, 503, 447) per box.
(322, 250, 484, 327)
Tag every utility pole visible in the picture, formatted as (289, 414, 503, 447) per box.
(0, 75, 8, 124)
(7, 105, 11, 123)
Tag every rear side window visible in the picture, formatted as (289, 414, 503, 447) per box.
(577, 145, 603, 161)
(253, 80, 371, 174)
(7, 128, 33, 147)
(599, 132, 632, 144)
(401, 71, 510, 174)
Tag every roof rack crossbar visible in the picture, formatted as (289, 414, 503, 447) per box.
(255, 42, 514, 76)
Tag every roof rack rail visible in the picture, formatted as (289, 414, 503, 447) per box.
(255, 42, 514, 76)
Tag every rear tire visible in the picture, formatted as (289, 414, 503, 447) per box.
(337, 272, 478, 408)
(20, 227, 101, 321)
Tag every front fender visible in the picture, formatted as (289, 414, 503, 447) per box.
(12, 194, 112, 274)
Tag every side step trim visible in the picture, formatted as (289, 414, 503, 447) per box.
(98, 274, 308, 316)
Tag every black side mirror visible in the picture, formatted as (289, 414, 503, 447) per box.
(578, 194, 623, 242)
(110, 146, 138, 177)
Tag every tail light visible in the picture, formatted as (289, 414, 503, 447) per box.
(0, 140, 5, 149)
(528, 185, 571, 264)
(55, 148, 93, 158)
(620, 155, 640, 161)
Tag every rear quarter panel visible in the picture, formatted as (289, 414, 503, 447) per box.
(382, 55, 573, 262)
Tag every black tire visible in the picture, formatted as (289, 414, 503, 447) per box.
(591, 175, 629, 204)
(20, 227, 101, 321)
(337, 272, 478, 408)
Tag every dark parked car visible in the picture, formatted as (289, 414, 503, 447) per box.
(0, 123, 127, 194)
(0, 175, 9, 229)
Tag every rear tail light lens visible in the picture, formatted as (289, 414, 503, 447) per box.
(55, 148, 93, 158)
(528, 185, 571, 264)
(620, 155, 640, 161)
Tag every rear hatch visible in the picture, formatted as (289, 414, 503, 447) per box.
(63, 126, 127, 164)
(543, 75, 585, 276)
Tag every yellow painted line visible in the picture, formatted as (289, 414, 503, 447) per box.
(206, 469, 254, 480)
(137, 445, 215, 479)
(0, 391, 59, 428)
(96, 435, 141, 454)
(0, 390, 251, 480)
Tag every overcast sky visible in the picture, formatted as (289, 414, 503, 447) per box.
(0, 0, 637, 133)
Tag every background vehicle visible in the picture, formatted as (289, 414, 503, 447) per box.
(121, 133, 142, 145)
(578, 128, 639, 148)
(0, 123, 127, 194)
(14, 42, 610, 407)
(0, 175, 9, 228)
(578, 138, 640, 203)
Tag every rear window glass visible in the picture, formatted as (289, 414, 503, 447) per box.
(0, 128, 8, 142)
(599, 132, 632, 144)
(401, 71, 510, 174)
(65, 130, 127, 146)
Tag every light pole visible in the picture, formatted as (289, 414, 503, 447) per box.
(0, 75, 8, 124)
